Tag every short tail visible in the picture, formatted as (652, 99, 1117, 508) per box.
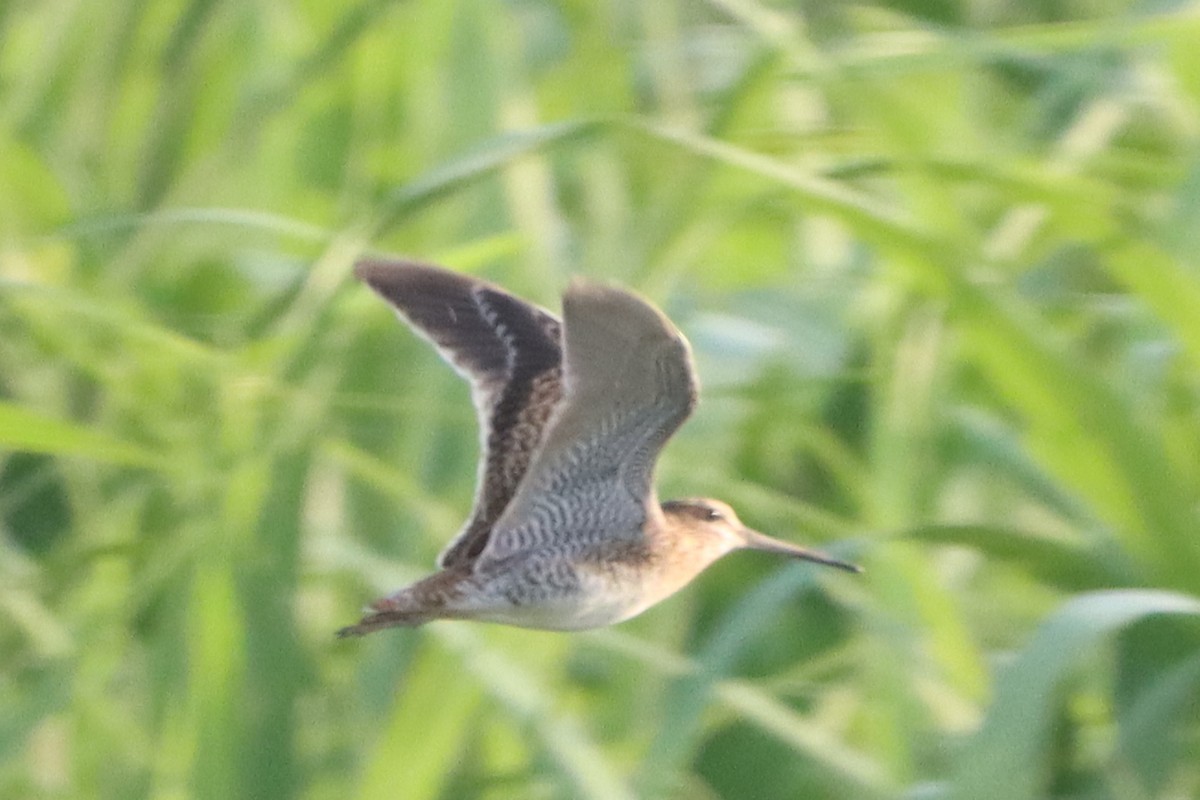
(336, 607, 432, 638)
(337, 570, 469, 637)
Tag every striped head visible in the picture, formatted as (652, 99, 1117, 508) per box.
(659, 498, 861, 573)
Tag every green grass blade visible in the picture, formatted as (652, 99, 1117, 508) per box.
(372, 120, 603, 236)
(1116, 650, 1200, 796)
(951, 590, 1200, 800)
(0, 401, 162, 468)
(902, 524, 1129, 592)
(433, 626, 637, 800)
(355, 639, 481, 800)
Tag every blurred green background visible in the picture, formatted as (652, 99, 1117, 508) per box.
(3, 0, 1200, 798)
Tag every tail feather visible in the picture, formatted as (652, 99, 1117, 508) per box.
(336, 608, 431, 638)
(337, 568, 471, 638)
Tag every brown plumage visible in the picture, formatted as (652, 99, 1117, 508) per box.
(338, 259, 859, 637)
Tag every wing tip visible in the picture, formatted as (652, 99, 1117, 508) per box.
(354, 256, 434, 289)
(563, 278, 686, 346)
(355, 257, 496, 311)
(563, 275, 619, 302)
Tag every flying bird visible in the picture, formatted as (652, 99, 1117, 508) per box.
(338, 259, 860, 636)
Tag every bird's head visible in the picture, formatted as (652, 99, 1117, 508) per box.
(659, 498, 861, 573)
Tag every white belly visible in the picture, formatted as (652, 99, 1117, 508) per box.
(470, 567, 654, 631)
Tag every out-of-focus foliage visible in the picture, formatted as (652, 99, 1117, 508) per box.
(2, 1, 1199, 798)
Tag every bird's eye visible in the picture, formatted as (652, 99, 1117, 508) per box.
(705, 508, 723, 521)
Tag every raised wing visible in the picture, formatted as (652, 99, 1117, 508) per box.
(354, 259, 564, 568)
(477, 279, 698, 565)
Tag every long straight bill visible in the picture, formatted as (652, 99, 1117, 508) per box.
(741, 529, 863, 573)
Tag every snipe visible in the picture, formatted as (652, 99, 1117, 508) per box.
(338, 259, 860, 636)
